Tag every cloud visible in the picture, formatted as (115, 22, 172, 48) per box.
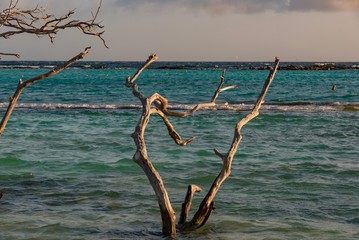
(111, 0, 359, 14)
(288, 0, 359, 11)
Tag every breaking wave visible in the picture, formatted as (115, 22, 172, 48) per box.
(1, 102, 358, 112)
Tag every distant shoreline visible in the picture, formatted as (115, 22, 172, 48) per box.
(0, 61, 358, 70)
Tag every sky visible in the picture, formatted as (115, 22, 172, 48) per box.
(1, 0, 359, 61)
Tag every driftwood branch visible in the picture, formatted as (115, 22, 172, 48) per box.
(210, 70, 238, 102)
(126, 54, 177, 238)
(0, 0, 107, 57)
(126, 54, 279, 237)
(178, 184, 202, 225)
(182, 57, 280, 229)
(153, 72, 237, 118)
(126, 54, 158, 87)
(0, 47, 91, 135)
(0, 52, 20, 58)
(152, 108, 196, 146)
(149, 75, 233, 146)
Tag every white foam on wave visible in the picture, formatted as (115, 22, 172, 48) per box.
(0, 102, 358, 112)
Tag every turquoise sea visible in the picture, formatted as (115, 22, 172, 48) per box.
(1, 61, 358, 239)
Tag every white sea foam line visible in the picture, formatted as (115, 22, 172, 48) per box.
(0, 102, 357, 112)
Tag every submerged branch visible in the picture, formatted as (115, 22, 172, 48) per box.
(125, 54, 238, 237)
(125, 53, 279, 237)
(184, 57, 280, 228)
(125, 54, 176, 238)
(179, 184, 202, 225)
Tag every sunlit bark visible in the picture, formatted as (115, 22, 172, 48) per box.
(126, 54, 280, 237)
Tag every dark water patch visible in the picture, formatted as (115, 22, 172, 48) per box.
(194, 149, 216, 158)
(335, 168, 359, 178)
(0, 171, 35, 181)
(36, 223, 103, 238)
(0, 156, 32, 168)
(343, 106, 359, 111)
(115, 157, 143, 175)
(100, 227, 163, 240)
(347, 217, 359, 224)
(291, 161, 338, 173)
(74, 161, 117, 173)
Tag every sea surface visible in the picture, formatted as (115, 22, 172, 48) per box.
(1, 61, 358, 240)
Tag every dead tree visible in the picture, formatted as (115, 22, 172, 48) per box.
(126, 54, 280, 238)
(0, 0, 107, 135)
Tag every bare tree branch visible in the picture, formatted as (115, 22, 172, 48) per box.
(0, 47, 91, 135)
(125, 54, 255, 238)
(179, 184, 202, 225)
(0, 52, 20, 58)
(152, 108, 196, 146)
(0, 0, 107, 58)
(210, 70, 238, 102)
(184, 57, 280, 229)
(126, 54, 158, 87)
(153, 73, 237, 118)
(126, 53, 279, 237)
(125, 54, 176, 237)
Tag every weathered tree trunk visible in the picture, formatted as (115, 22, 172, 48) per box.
(125, 55, 177, 237)
(125, 54, 280, 237)
(0, 47, 91, 135)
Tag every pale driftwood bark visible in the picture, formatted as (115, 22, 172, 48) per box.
(153, 70, 238, 118)
(0, 0, 107, 58)
(0, 47, 91, 135)
(182, 57, 280, 229)
(178, 184, 202, 225)
(126, 55, 176, 237)
(126, 54, 279, 237)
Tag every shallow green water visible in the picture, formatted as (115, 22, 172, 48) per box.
(1, 65, 359, 239)
(1, 110, 358, 239)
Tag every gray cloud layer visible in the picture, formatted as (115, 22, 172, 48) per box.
(112, 0, 359, 13)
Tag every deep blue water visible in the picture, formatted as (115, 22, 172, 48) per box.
(0, 61, 358, 239)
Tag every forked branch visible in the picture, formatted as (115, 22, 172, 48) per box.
(154, 70, 238, 118)
(126, 54, 279, 237)
(182, 57, 280, 229)
(0, 47, 91, 135)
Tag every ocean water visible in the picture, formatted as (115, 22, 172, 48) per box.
(0, 61, 358, 240)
